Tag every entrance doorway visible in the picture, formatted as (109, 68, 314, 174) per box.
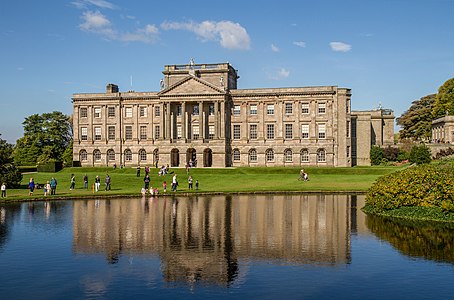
(203, 148, 212, 167)
(171, 149, 180, 167)
(186, 148, 197, 167)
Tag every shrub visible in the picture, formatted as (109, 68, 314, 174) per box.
(409, 144, 432, 165)
(383, 146, 400, 161)
(370, 146, 384, 165)
(366, 163, 454, 212)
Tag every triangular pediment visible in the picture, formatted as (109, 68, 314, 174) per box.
(158, 76, 225, 96)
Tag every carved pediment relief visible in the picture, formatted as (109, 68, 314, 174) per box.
(158, 76, 225, 96)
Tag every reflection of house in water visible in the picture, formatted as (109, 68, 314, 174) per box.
(73, 194, 365, 285)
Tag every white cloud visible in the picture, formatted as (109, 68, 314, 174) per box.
(121, 24, 159, 43)
(268, 68, 290, 80)
(72, 0, 117, 10)
(330, 41, 352, 52)
(79, 10, 116, 39)
(79, 11, 159, 43)
(161, 20, 251, 50)
(271, 44, 279, 52)
(293, 41, 306, 48)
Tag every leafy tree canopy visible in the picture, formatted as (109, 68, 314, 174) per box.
(397, 94, 435, 141)
(0, 134, 22, 187)
(433, 78, 454, 119)
(13, 111, 72, 166)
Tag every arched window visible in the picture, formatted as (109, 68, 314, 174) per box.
(139, 149, 147, 162)
(317, 148, 326, 162)
(249, 149, 257, 162)
(124, 149, 132, 162)
(153, 149, 159, 164)
(79, 150, 87, 161)
(233, 149, 240, 161)
(107, 149, 115, 161)
(301, 149, 309, 163)
(284, 149, 293, 162)
(266, 149, 275, 162)
(93, 149, 101, 162)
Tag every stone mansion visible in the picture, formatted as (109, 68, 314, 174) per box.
(72, 62, 394, 168)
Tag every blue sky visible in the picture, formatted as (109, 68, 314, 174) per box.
(1, 0, 454, 143)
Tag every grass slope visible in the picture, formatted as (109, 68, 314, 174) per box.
(2, 166, 402, 201)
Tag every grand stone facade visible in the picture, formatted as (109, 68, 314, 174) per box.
(72, 62, 394, 167)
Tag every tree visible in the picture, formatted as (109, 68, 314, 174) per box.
(370, 146, 385, 165)
(409, 144, 432, 165)
(0, 134, 22, 187)
(433, 78, 454, 119)
(13, 111, 72, 166)
(396, 94, 435, 141)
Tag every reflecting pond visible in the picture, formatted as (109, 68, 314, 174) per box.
(1, 194, 454, 299)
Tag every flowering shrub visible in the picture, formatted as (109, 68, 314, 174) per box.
(366, 163, 454, 212)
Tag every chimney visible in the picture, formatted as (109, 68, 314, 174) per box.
(106, 83, 119, 93)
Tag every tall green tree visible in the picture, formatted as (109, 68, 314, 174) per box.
(0, 134, 22, 187)
(396, 94, 435, 141)
(13, 111, 72, 166)
(433, 78, 454, 118)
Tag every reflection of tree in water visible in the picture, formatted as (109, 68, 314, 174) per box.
(367, 215, 454, 263)
(0, 203, 22, 252)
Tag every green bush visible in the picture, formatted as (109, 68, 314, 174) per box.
(366, 163, 454, 212)
(370, 146, 385, 165)
(409, 144, 432, 165)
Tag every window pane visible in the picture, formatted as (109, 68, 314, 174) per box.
(80, 108, 88, 118)
(301, 103, 309, 114)
(140, 126, 147, 140)
(267, 124, 274, 139)
(285, 103, 292, 114)
(267, 104, 274, 115)
(233, 149, 240, 161)
(108, 107, 115, 117)
(233, 105, 241, 115)
(250, 124, 257, 139)
(301, 124, 309, 139)
(94, 127, 101, 141)
(108, 126, 115, 140)
(250, 104, 257, 115)
(125, 126, 132, 140)
(233, 125, 241, 139)
(285, 124, 293, 139)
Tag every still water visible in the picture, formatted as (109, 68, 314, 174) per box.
(0, 194, 453, 299)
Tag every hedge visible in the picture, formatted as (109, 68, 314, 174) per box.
(365, 162, 454, 212)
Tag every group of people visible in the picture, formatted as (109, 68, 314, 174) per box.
(25, 177, 58, 197)
(69, 173, 111, 192)
(141, 168, 199, 196)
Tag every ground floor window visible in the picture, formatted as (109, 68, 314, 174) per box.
(107, 149, 115, 161)
(317, 149, 326, 162)
(124, 149, 132, 161)
(249, 149, 257, 162)
(139, 149, 147, 161)
(79, 150, 87, 161)
(301, 149, 309, 162)
(233, 149, 240, 161)
(284, 149, 292, 162)
(94, 150, 101, 161)
(266, 149, 275, 162)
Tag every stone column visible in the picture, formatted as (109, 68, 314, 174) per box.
(159, 102, 165, 140)
(182, 102, 186, 139)
(220, 101, 225, 138)
(166, 103, 171, 140)
(199, 101, 204, 140)
(214, 101, 219, 139)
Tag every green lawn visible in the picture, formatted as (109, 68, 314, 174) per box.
(2, 165, 405, 201)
